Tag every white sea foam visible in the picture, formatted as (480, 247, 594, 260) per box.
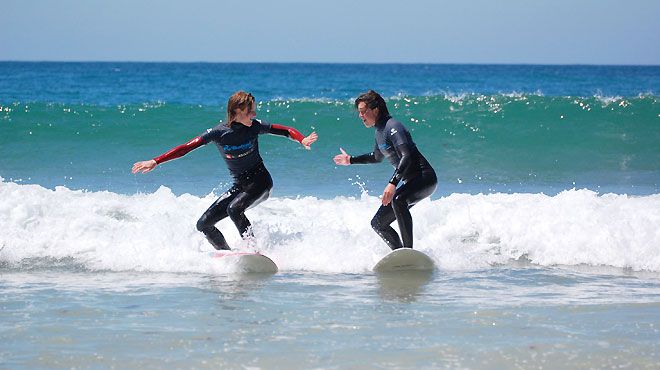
(1, 180, 659, 273)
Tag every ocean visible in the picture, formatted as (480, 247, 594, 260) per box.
(1, 62, 659, 369)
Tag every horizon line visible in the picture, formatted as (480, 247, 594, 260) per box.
(1, 59, 659, 68)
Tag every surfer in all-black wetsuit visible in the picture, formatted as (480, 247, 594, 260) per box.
(132, 91, 318, 250)
(333, 90, 436, 250)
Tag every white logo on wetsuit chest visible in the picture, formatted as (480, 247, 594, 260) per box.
(390, 128, 398, 135)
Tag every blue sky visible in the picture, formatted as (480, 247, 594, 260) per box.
(2, 0, 659, 65)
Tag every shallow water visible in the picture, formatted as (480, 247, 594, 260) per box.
(2, 266, 658, 369)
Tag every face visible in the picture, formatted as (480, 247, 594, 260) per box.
(234, 103, 257, 126)
(357, 101, 378, 128)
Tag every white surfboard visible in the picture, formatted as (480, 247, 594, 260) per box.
(373, 248, 435, 272)
(209, 251, 278, 273)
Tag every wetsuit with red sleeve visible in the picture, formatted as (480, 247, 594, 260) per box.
(153, 119, 304, 250)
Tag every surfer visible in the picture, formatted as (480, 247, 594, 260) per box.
(132, 91, 318, 250)
(333, 90, 436, 250)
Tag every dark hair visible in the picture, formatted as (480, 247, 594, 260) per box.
(355, 90, 390, 121)
(226, 91, 255, 126)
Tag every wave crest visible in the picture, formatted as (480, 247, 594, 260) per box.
(2, 180, 659, 273)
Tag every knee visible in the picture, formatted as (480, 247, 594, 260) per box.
(196, 216, 211, 233)
(262, 188, 272, 202)
(226, 203, 242, 219)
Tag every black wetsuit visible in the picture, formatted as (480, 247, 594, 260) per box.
(154, 119, 303, 250)
(350, 116, 437, 250)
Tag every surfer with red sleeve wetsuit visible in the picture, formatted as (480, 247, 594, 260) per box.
(333, 90, 437, 250)
(132, 91, 318, 250)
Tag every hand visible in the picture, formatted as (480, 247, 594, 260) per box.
(132, 159, 157, 174)
(301, 131, 318, 149)
(333, 148, 351, 166)
(381, 183, 396, 206)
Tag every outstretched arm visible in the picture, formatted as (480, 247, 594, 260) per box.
(132, 159, 158, 174)
(333, 148, 352, 166)
(131, 136, 205, 174)
(267, 124, 317, 149)
(300, 131, 318, 149)
(333, 142, 383, 166)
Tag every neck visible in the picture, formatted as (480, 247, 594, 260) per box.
(375, 115, 390, 128)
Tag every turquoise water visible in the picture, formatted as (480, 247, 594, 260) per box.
(1, 62, 659, 368)
(2, 94, 658, 196)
